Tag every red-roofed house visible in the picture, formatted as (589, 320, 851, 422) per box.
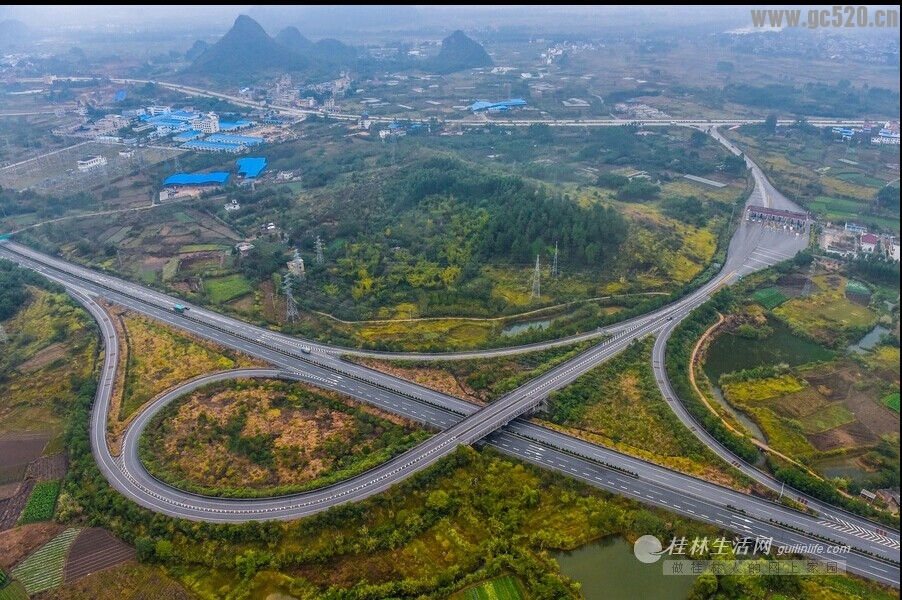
(860, 233, 879, 253)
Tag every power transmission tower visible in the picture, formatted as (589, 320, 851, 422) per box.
(531, 255, 541, 300)
(292, 248, 305, 281)
(551, 242, 559, 278)
(314, 236, 325, 265)
(282, 272, 299, 321)
(0, 323, 8, 344)
(801, 258, 817, 298)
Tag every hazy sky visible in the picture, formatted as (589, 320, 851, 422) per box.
(2, 5, 899, 36)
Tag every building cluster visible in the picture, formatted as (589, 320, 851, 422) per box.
(240, 72, 352, 112)
(871, 120, 900, 145)
(831, 121, 900, 145)
(613, 102, 671, 121)
(821, 222, 900, 262)
(51, 103, 265, 153)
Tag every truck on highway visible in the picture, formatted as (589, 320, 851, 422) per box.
(173, 304, 188, 314)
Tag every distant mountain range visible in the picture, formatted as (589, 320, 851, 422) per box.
(183, 15, 491, 84)
(182, 15, 310, 83)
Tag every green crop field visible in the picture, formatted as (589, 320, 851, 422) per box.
(881, 393, 900, 413)
(463, 575, 524, 600)
(18, 480, 61, 524)
(11, 528, 81, 595)
(205, 274, 254, 304)
(0, 581, 28, 600)
(753, 287, 788, 310)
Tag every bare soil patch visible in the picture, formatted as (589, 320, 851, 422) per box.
(804, 370, 854, 400)
(64, 528, 137, 584)
(17, 342, 67, 374)
(766, 387, 829, 419)
(807, 421, 876, 452)
(0, 478, 35, 531)
(0, 436, 50, 470)
(843, 391, 900, 437)
(0, 464, 26, 487)
(48, 560, 194, 600)
(0, 484, 19, 501)
(0, 521, 67, 569)
(25, 454, 67, 481)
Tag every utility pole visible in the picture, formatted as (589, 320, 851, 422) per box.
(531, 255, 541, 300)
(551, 241, 559, 278)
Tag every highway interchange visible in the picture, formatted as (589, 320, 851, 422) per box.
(1, 117, 899, 587)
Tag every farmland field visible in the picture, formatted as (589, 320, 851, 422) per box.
(205, 273, 254, 304)
(18, 480, 61, 524)
(881, 393, 900, 413)
(10, 528, 81, 595)
(462, 575, 524, 600)
(752, 287, 788, 310)
(63, 528, 137, 584)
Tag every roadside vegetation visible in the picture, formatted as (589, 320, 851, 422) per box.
(102, 307, 265, 453)
(139, 378, 432, 498)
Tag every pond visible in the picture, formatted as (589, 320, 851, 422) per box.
(501, 318, 552, 337)
(811, 453, 872, 484)
(554, 536, 698, 600)
(703, 318, 834, 384)
(848, 325, 890, 354)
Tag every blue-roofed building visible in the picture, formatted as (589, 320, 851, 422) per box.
(180, 140, 245, 153)
(173, 130, 203, 143)
(218, 120, 256, 131)
(163, 172, 230, 186)
(205, 133, 264, 147)
(237, 157, 267, 179)
(468, 98, 528, 112)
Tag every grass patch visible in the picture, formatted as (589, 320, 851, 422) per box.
(18, 480, 61, 524)
(178, 244, 231, 253)
(881, 393, 900, 413)
(205, 274, 254, 304)
(798, 403, 857, 433)
(0, 288, 98, 440)
(161, 258, 180, 282)
(173, 211, 195, 224)
(752, 287, 788, 310)
(722, 374, 806, 403)
(462, 575, 524, 600)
